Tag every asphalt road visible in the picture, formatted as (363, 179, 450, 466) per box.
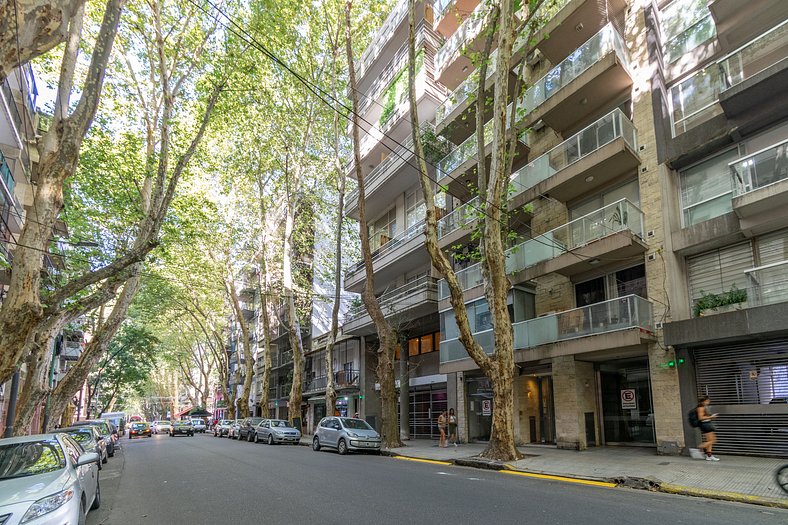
(88, 433, 787, 525)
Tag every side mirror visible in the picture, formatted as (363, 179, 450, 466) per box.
(76, 452, 100, 466)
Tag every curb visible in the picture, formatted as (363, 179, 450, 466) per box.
(657, 483, 788, 510)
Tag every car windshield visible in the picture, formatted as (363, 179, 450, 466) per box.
(221, 420, 232, 425)
(341, 418, 372, 430)
(176, 421, 191, 426)
(249, 418, 264, 425)
(0, 440, 66, 480)
(191, 420, 203, 425)
(131, 423, 147, 429)
(64, 431, 94, 445)
(270, 420, 291, 428)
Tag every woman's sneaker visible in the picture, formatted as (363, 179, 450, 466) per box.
(705, 455, 720, 461)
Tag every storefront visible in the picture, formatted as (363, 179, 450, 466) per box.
(598, 358, 655, 445)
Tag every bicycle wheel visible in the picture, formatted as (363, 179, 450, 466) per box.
(777, 464, 788, 494)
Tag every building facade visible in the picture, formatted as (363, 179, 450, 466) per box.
(342, 0, 788, 457)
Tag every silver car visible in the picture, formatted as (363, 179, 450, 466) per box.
(213, 419, 234, 437)
(255, 419, 301, 445)
(312, 417, 381, 455)
(0, 434, 100, 524)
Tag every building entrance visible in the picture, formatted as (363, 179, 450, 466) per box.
(599, 359, 655, 445)
(406, 384, 447, 439)
(466, 376, 493, 442)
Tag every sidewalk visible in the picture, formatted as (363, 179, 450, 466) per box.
(381, 439, 788, 507)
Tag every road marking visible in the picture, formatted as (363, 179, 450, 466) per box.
(502, 470, 616, 488)
(393, 456, 452, 466)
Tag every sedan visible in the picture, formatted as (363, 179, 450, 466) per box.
(55, 426, 108, 468)
(213, 419, 234, 437)
(238, 417, 265, 442)
(191, 419, 207, 433)
(152, 420, 173, 434)
(227, 420, 242, 439)
(129, 422, 152, 439)
(0, 434, 100, 524)
(170, 420, 194, 437)
(255, 419, 301, 445)
(70, 420, 116, 457)
(313, 417, 381, 455)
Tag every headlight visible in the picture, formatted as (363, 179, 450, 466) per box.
(21, 490, 74, 523)
(347, 431, 359, 438)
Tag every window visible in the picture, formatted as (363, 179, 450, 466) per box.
(369, 208, 397, 251)
(400, 332, 440, 359)
(680, 148, 740, 226)
(420, 334, 434, 353)
(405, 188, 425, 229)
(660, 0, 716, 64)
(570, 179, 641, 220)
(687, 242, 753, 308)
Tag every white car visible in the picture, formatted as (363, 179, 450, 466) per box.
(152, 420, 173, 434)
(0, 433, 101, 524)
(191, 419, 207, 433)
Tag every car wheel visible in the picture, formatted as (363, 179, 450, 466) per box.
(247, 432, 254, 443)
(268, 434, 274, 446)
(338, 439, 348, 455)
(312, 436, 321, 451)
(91, 480, 101, 510)
(78, 498, 87, 525)
(255, 433, 260, 443)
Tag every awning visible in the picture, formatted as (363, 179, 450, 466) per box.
(174, 406, 193, 418)
(189, 408, 212, 417)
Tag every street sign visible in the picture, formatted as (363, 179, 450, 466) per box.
(482, 399, 492, 416)
(620, 389, 637, 410)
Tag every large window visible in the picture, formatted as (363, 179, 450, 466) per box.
(368, 207, 397, 251)
(660, 0, 716, 64)
(687, 242, 754, 313)
(397, 332, 440, 360)
(680, 148, 740, 226)
(405, 188, 425, 229)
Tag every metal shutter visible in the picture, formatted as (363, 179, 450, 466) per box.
(693, 342, 788, 456)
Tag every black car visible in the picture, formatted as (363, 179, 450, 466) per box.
(238, 417, 265, 442)
(170, 420, 195, 437)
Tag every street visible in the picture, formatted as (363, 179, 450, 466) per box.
(89, 434, 787, 524)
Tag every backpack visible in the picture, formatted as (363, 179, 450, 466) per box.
(688, 408, 700, 428)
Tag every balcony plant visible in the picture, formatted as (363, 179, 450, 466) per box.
(693, 285, 748, 317)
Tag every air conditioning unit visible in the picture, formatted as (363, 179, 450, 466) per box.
(526, 49, 543, 66)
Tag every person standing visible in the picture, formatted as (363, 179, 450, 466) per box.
(697, 396, 720, 461)
(437, 411, 447, 448)
(448, 408, 458, 446)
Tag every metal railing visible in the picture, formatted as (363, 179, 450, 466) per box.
(440, 294, 653, 363)
(510, 108, 637, 196)
(345, 276, 437, 322)
(745, 260, 788, 307)
(520, 22, 630, 117)
(346, 220, 425, 277)
(669, 20, 788, 136)
(438, 198, 644, 300)
(730, 139, 788, 197)
(438, 196, 480, 239)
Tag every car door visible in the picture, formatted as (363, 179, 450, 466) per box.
(322, 418, 339, 447)
(259, 420, 270, 441)
(63, 436, 97, 503)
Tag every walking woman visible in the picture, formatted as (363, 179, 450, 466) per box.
(448, 408, 458, 446)
(697, 396, 720, 461)
(437, 410, 448, 448)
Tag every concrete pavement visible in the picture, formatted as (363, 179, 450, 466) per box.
(89, 432, 787, 524)
(372, 439, 788, 508)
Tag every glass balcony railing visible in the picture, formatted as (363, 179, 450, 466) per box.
(435, 1, 488, 74)
(520, 23, 630, 118)
(0, 150, 15, 197)
(435, 49, 498, 127)
(440, 295, 653, 363)
(510, 108, 637, 198)
(505, 198, 644, 273)
(346, 276, 437, 322)
(437, 103, 521, 179)
(356, 0, 408, 78)
(730, 139, 788, 197)
(438, 198, 644, 300)
(438, 196, 480, 239)
(346, 220, 425, 278)
(745, 260, 788, 307)
(435, 0, 454, 19)
(669, 20, 788, 137)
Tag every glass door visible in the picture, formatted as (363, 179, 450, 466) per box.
(466, 376, 493, 442)
(599, 359, 655, 445)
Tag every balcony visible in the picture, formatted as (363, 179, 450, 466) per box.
(355, 0, 409, 85)
(730, 139, 788, 234)
(509, 108, 639, 206)
(434, 1, 489, 88)
(437, 199, 645, 300)
(345, 220, 430, 293)
(61, 342, 82, 361)
(440, 294, 654, 366)
(532, 0, 626, 64)
(669, 20, 788, 137)
(434, 0, 480, 37)
(437, 195, 479, 246)
(345, 124, 450, 220)
(434, 49, 498, 133)
(519, 23, 632, 134)
(344, 276, 438, 335)
(709, 0, 788, 51)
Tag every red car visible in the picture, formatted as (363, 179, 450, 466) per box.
(129, 421, 152, 438)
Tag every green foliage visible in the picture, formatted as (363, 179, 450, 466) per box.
(693, 285, 748, 317)
(379, 50, 424, 127)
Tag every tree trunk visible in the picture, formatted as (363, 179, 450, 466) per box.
(226, 278, 254, 418)
(345, 0, 400, 448)
(13, 339, 51, 434)
(283, 189, 305, 424)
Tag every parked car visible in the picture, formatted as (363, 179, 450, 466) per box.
(227, 420, 241, 439)
(313, 417, 381, 455)
(255, 419, 301, 445)
(238, 417, 265, 442)
(0, 434, 100, 523)
(129, 422, 152, 439)
(55, 426, 108, 468)
(152, 420, 173, 434)
(213, 419, 234, 437)
(170, 420, 194, 437)
(191, 418, 207, 433)
(70, 420, 116, 457)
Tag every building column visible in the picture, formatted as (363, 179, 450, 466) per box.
(648, 343, 685, 454)
(399, 339, 410, 441)
(456, 372, 468, 444)
(552, 356, 596, 450)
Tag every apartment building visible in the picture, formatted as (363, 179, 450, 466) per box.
(341, 0, 787, 456)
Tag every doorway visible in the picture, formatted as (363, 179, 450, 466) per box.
(599, 359, 655, 445)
